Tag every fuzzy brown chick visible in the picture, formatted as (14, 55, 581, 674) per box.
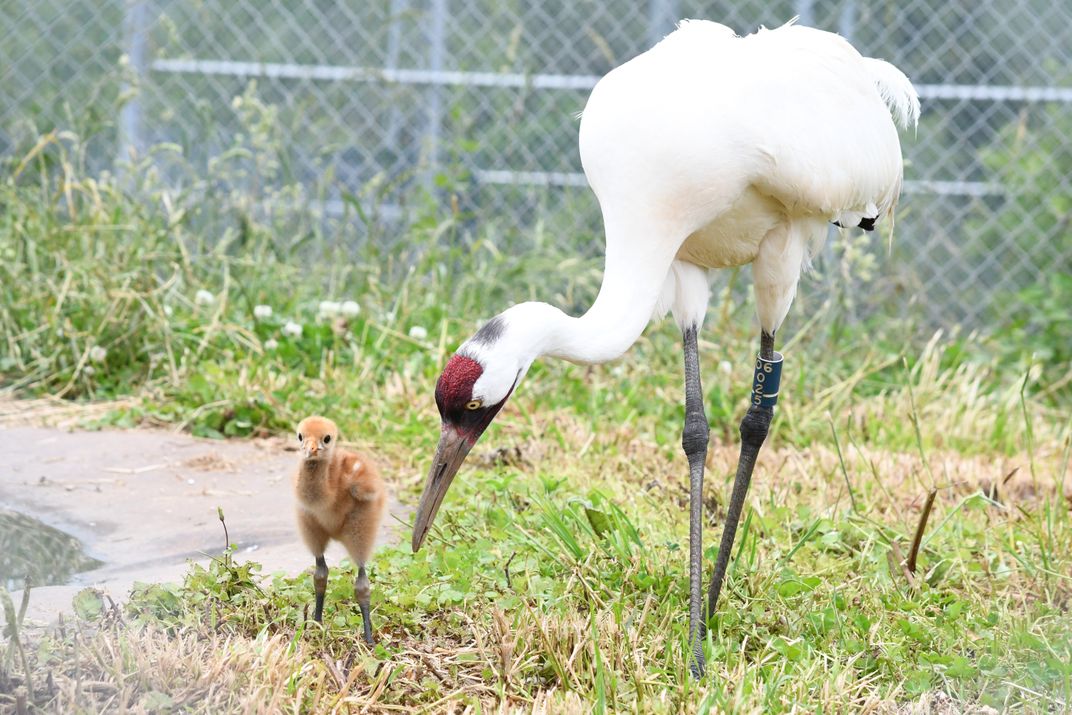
(293, 416, 387, 643)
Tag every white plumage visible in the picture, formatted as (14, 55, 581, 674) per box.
(456, 19, 919, 407)
(583, 18, 918, 340)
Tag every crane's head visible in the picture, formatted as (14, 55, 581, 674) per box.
(412, 314, 529, 551)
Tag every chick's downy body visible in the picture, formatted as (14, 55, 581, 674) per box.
(293, 416, 387, 642)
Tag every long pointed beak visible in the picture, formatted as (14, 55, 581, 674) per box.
(412, 425, 474, 552)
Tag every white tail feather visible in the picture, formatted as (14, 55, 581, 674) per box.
(863, 57, 920, 130)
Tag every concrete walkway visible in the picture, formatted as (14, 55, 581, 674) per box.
(0, 426, 405, 625)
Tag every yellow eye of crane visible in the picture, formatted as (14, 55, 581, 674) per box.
(466, 400, 483, 410)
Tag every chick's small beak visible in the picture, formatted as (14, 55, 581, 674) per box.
(412, 424, 474, 552)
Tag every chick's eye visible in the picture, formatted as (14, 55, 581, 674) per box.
(465, 400, 483, 410)
(323, 435, 331, 444)
(297, 433, 303, 442)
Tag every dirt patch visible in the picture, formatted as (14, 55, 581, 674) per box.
(879, 691, 999, 714)
(0, 426, 408, 626)
(182, 453, 238, 472)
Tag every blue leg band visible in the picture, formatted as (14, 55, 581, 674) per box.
(751, 351, 783, 408)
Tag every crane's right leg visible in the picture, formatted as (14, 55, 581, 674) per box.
(313, 555, 328, 623)
(681, 323, 710, 678)
(706, 332, 779, 617)
(707, 221, 802, 620)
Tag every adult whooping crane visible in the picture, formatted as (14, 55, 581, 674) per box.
(412, 19, 919, 677)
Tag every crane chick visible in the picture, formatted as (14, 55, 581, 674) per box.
(293, 416, 387, 644)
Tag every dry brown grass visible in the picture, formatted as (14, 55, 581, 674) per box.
(0, 396, 134, 429)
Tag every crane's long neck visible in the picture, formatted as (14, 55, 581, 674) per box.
(456, 216, 684, 406)
(505, 220, 679, 365)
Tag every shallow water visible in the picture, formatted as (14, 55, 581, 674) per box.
(0, 509, 102, 591)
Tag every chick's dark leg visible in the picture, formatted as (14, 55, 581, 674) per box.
(681, 324, 710, 678)
(313, 555, 328, 623)
(707, 330, 780, 618)
(355, 564, 374, 645)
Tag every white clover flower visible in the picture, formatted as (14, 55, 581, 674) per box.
(83, 365, 96, 377)
(253, 304, 273, 319)
(340, 300, 360, 317)
(264, 338, 279, 351)
(719, 360, 733, 375)
(195, 289, 215, 305)
(89, 346, 108, 363)
(282, 321, 303, 338)
(318, 300, 341, 318)
(408, 325, 428, 340)
(163, 305, 173, 316)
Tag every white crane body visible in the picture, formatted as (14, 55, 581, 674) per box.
(578, 19, 918, 336)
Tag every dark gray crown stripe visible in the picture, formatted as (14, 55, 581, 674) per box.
(470, 315, 506, 345)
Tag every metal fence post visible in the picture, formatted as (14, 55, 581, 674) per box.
(424, 0, 447, 186)
(838, 0, 857, 40)
(647, 0, 680, 48)
(385, 0, 408, 158)
(117, 0, 148, 166)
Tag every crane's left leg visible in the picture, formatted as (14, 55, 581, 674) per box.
(681, 323, 710, 678)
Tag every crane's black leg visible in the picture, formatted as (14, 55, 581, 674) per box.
(707, 331, 781, 619)
(355, 564, 374, 645)
(681, 324, 710, 678)
(313, 555, 328, 623)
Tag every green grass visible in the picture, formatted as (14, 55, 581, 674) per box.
(1, 132, 1071, 713)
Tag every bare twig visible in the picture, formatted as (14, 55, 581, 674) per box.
(907, 489, 938, 574)
(986, 467, 1019, 503)
(322, 653, 347, 690)
(419, 652, 450, 683)
(504, 551, 516, 590)
(888, 540, 916, 587)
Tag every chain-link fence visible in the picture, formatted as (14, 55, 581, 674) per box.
(3, 0, 1071, 330)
